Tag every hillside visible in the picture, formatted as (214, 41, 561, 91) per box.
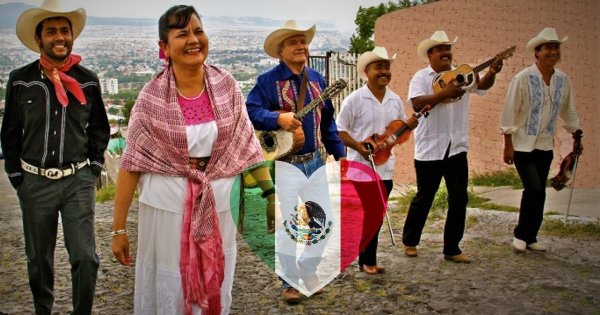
(0, 3, 335, 30)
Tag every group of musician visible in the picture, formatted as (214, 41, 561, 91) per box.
(2, 0, 584, 312)
(250, 21, 583, 304)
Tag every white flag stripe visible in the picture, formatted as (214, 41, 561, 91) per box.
(274, 161, 341, 296)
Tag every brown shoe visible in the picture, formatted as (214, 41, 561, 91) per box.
(282, 288, 301, 304)
(444, 253, 472, 263)
(404, 246, 418, 257)
(360, 265, 385, 274)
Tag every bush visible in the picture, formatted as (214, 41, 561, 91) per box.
(96, 184, 116, 203)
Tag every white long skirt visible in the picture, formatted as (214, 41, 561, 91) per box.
(133, 200, 238, 315)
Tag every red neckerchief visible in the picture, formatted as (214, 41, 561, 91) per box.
(39, 54, 87, 107)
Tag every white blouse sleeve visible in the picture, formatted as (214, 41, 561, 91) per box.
(559, 76, 581, 133)
(500, 75, 523, 135)
(336, 94, 354, 133)
(407, 70, 429, 108)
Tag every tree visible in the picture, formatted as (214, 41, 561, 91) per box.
(349, 0, 438, 54)
(121, 99, 135, 125)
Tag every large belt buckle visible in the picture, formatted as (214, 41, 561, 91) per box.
(43, 168, 64, 180)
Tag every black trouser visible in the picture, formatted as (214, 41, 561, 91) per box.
(354, 179, 393, 267)
(17, 167, 99, 315)
(513, 149, 553, 244)
(402, 152, 469, 256)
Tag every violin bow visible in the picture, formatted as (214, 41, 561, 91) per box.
(365, 152, 396, 245)
(564, 154, 580, 224)
(565, 130, 583, 224)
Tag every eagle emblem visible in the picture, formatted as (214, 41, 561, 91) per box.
(283, 201, 332, 245)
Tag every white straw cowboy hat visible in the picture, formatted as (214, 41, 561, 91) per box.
(263, 20, 316, 58)
(526, 28, 568, 54)
(356, 46, 397, 80)
(16, 0, 87, 53)
(416, 30, 458, 63)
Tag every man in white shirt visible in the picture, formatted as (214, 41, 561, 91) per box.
(401, 31, 502, 263)
(337, 47, 418, 274)
(500, 28, 582, 253)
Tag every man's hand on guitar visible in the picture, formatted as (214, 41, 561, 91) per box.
(441, 82, 466, 100)
(277, 112, 302, 131)
(489, 59, 503, 74)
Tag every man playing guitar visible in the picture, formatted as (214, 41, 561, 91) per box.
(246, 20, 345, 304)
(246, 21, 345, 166)
(401, 30, 503, 264)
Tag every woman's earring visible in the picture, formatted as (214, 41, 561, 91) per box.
(159, 47, 170, 66)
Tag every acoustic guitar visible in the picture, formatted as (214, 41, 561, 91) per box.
(255, 79, 348, 160)
(432, 46, 516, 103)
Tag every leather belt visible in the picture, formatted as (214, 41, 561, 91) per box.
(189, 157, 210, 171)
(281, 150, 318, 164)
(21, 159, 89, 180)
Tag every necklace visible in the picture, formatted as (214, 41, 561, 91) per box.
(176, 86, 205, 101)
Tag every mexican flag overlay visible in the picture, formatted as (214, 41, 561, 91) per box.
(231, 160, 388, 296)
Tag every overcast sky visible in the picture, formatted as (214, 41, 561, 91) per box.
(1, 0, 390, 30)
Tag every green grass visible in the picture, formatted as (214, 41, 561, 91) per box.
(393, 182, 519, 213)
(470, 169, 523, 189)
(96, 184, 116, 203)
(394, 183, 447, 213)
(541, 219, 600, 238)
(354, 279, 371, 292)
(233, 183, 275, 270)
(374, 288, 388, 297)
(96, 183, 138, 203)
(466, 216, 479, 229)
(467, 190, 519, 212)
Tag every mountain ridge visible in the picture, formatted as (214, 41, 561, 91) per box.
(0, 3, 335, 30)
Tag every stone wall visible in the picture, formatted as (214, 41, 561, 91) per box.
(375, 0, 599, 188)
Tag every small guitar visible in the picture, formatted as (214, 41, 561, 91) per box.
(256, 79, 348, 160)
(432, 46, 516, 103)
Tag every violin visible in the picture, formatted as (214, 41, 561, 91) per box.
(550, 129, 583, 191)
(362, 110, 428, 166)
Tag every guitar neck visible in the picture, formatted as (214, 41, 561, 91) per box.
(294, 79, 347, 120)
(295, 91, 329, 120)
(472, 57, 497, 74)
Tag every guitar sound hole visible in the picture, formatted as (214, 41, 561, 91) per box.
(262, 134, 275, 149)
(456, 74, 465, 84)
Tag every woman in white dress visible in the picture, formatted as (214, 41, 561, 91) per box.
(111, 5, 265, 314)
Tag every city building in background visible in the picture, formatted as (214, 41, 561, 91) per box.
(99, 77, 119, 95)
